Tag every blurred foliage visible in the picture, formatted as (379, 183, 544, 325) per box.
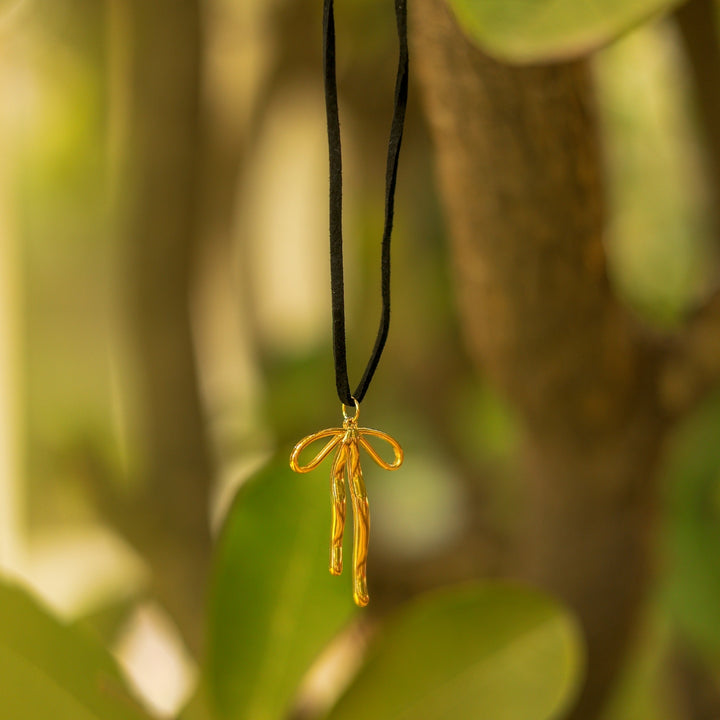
(1, 0, 720, 718)
(595, 18, 715, 324)
(661, 389, 720, 662)
(601, 608, 675, 720)
(198, 459, 583, 720)
(327, 584, 582, 720)
(446, 0, 686, 62)
(203, 459, 357, 720)
(0, 581, 151, 720)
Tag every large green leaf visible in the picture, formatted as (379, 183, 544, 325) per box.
(0, 580, 151, 720)
(446, 0, 687, 63)
(327, 583, 583, 720)
(205, 457, 357, 720)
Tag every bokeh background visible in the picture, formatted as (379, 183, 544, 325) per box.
(2, 0, 720, 718)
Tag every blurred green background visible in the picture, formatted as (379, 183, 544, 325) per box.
(1, 0, 720, 718)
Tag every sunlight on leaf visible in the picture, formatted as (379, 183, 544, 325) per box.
(204, 457, 357, 720)
(596, 19, 713, 325)
(446, 0, 687, 63)
(326, 583, 583, 720)
(0, 0, 31, 29)
(0, 579, 152, 720)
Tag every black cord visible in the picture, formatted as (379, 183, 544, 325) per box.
(323, 0, 409, 406)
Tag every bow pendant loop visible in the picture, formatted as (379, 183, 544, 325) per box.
(290, 428, 343, 473)
(358, 428, 403, 470)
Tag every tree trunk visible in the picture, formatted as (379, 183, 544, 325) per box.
(412, 1, 669, 716)
(119, 0, 213, 657)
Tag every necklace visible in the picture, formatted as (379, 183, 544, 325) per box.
(290, 0, 409, 607)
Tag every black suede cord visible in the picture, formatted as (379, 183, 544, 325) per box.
(323, 0, 409, 406)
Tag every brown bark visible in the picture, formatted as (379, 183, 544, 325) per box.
(412, 1, 670, 716)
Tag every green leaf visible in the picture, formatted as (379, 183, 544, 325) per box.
(0, 580, 152, 720)
(446, 0, 687, 63)
(205, 457, 357, 720)
(661, 391, 720, 661)
(327, 583, 583, 720)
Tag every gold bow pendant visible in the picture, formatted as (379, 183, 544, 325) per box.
(290, 399, 403, 607)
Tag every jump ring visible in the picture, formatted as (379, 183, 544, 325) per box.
(342, 397, 360, 423)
